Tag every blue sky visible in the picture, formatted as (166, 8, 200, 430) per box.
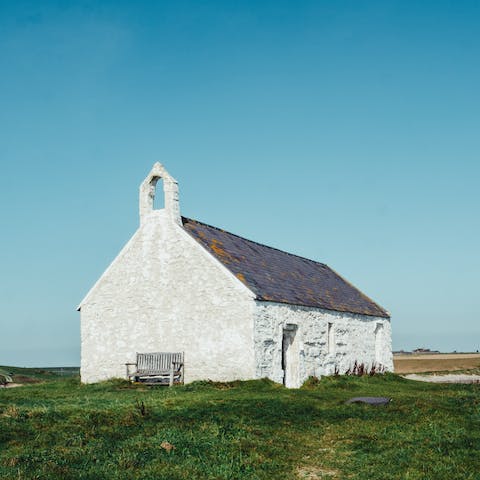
(1, 1, 479, 366)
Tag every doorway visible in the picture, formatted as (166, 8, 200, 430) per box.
(282, 324, 300, 388)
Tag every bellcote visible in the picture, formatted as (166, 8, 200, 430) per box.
(139, 163, 181, 226)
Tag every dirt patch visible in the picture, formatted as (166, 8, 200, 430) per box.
(404, 374, 480, 384)
(394, 353, 480, 374)
(297, 466, 339, 479)
(1, 383, 24, 389)
(12, 375, 42, 384)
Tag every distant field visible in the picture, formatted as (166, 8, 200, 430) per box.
(394, 353, 480, 374)
(0, 366, 79, 383)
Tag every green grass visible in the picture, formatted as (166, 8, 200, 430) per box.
(0, 372, 479, 480)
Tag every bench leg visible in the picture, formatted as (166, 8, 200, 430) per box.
(169, 364, 174, 387)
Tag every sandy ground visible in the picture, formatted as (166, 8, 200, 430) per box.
(394, 353, 480, 374)
(0, 383, 23, 388)
(404, 374, 480, 384)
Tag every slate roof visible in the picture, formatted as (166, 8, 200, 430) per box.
(182, 217, 389, 318)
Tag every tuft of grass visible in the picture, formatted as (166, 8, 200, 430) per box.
(0, 373, 478, 479)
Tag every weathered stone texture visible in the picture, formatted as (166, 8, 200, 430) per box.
(254, 301, 393, 387)
(139, 162, 181, 226)
(80, 209, 255, 383)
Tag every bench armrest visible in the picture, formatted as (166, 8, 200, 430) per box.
(125, 363, 137, 379)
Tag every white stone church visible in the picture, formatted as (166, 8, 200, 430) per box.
(78, 163, 393, 387)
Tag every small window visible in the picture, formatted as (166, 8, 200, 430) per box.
(374, 323, 383, 362)
(327, 322, 334, 354)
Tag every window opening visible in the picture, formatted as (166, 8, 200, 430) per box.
(327, 322, 334, 354)
(374, 323, 383, 362)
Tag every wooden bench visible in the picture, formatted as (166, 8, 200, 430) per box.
(126, 352, 184, 386)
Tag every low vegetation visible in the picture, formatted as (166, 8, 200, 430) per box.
(0, 368, 479, 479)
(0, 369, 12, 386)
(0, 366, 79, 385)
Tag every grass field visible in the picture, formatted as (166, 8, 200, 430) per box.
(394, 353, 480, 374)
(1, 367, 479, 479)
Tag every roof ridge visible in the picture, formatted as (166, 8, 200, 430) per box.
(181, 216, 328, 268)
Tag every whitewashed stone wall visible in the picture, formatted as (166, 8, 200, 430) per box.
(79, 209, 256, 384)
(254, 301, 393, 387)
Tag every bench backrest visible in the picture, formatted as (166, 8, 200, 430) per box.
(136, 352, 183, 374)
